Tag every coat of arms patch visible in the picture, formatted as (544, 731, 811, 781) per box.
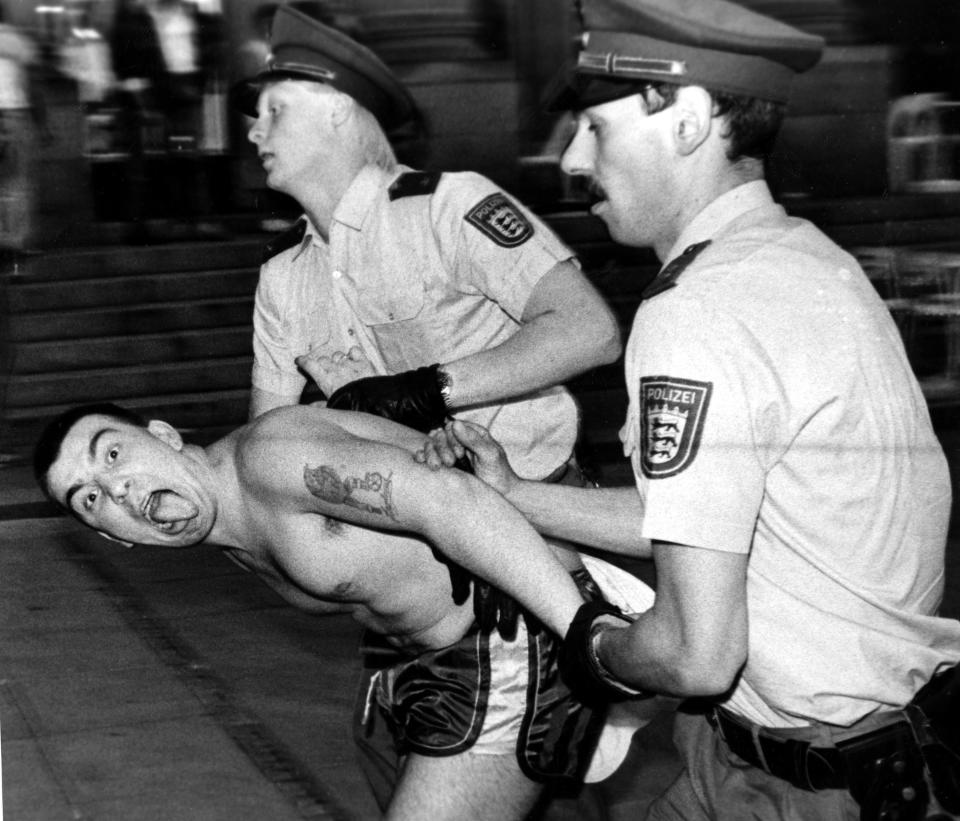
(640, 376, 712, 478)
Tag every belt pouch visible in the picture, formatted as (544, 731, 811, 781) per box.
(837, 721, 928, 821)
(909, 663, 960, 814)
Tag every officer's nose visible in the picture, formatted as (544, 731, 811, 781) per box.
(247, 116, 264, 145)
(559, 126, 593, 180)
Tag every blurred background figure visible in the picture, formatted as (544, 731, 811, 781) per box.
(0, 4, 44, 255)
(0, 3, 45, 463)
(109, 0, 228, 237)
(59, 0, 115, 111)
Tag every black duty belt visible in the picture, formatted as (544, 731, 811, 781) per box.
(707, 665, 960, 819)
(708, 707, 852, 791)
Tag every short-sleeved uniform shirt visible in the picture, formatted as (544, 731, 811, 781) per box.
(253, 164, 579, 479)
(621, 182, 960, 728)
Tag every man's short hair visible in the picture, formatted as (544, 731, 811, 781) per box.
(33, 403, 146, 502)
(641, 82, 785, 162)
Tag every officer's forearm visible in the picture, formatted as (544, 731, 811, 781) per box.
(508, 482, 652, 558)
(441, 293, 619, 407)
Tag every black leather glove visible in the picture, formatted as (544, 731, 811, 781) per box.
(326, 364, 449, 434)
(559, 600, 648, 704)
(473, 579, 521, 640)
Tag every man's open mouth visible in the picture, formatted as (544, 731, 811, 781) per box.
(143, 490, 198, 534)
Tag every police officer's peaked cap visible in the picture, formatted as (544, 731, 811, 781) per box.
(545, 0, 825, 110)
(232, 4, 416, 131)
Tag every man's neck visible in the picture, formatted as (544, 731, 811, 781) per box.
(293, 150, 371, 242)
(193, 438, 244, 550)
(656, 159, 764, 262)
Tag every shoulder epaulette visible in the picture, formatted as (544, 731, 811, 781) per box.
(389, 171, 442, 201)
(262, 219, 307, 263)
(641, 240, 712, 300)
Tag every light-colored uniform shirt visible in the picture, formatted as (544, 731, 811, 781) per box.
(253, 164, 580, 479)
(621, 181, 960, 728)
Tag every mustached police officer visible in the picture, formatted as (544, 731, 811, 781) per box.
(422, 1, 960, 818)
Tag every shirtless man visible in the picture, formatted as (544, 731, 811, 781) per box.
(34, 401, 654, 820)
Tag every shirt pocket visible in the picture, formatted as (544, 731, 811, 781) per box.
(354, 276, 429, 365)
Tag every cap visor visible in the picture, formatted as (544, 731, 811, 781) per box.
(542, 68, 649, 112)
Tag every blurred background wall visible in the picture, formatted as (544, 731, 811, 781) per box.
(8, 0, 959, 237)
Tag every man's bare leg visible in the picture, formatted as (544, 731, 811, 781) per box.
(386, 752, 543, 821)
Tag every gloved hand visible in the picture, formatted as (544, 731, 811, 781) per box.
(473, 579, 521, 640)
(326, 364, 449, 434)
(559, 600, 648, 703)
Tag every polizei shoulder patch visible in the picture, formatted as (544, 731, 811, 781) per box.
(464, 193, 534, 248)
(639, 376, 712, 479)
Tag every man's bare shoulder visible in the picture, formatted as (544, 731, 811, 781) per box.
(244, 404, 427, 451)
(228, 406, 346, 487)
(241, 404, 350, 442)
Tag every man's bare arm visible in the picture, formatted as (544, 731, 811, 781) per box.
(422, 420, 652, 557)
(247, 411, 587, 636)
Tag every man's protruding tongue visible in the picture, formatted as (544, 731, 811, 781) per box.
(148, 490, 198, 525)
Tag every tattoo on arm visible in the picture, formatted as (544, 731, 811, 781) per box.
(303, 464, 398, 521)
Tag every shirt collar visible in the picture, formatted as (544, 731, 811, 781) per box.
(663, 180, 775, 265)
(334, 164, 406, 231)
(294, 163, 408, 257)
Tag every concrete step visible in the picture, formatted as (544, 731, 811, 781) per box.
(14, 239, 263, 282)
(9, 268, 258, 313)
(2, 390, 250, 450)
(12, 327, 252, 374)
(9, 297, 254, 342)
(5, 357, 252, 409)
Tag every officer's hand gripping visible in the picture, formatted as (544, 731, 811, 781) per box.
(326, 363, 450, 433)
(559, 600, 648, 704)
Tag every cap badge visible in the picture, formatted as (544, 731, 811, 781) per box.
(578, 50, 686, 79)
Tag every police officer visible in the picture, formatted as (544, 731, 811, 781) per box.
(231, 7, 624, 817)
(233, 5, 620, 485)
(423, 1, 960, 818)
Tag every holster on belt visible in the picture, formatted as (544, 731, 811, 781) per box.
(837, 720, 929, 821)
(909, 663, 960, 814)
(839, 662, 960, 821)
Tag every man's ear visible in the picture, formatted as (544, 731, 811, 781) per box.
(146, 420, 184, 451)
(329, 90, 354, 128)
(671, 86, 713, 157)
(99, 531, 134, 549)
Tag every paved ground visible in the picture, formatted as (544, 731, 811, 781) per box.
(2, 417, 958, 820)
